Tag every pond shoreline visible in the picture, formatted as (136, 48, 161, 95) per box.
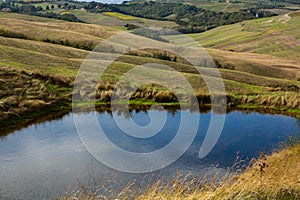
(1, 98, 299, 138)
(1, 67, 299, 135)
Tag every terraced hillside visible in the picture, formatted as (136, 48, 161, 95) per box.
(0, 12, 299, 128)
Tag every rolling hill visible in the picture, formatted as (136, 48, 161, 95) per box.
(0, 11, 299, 128)
(131, 0, 300, 12)
(187, 11, 300, 62)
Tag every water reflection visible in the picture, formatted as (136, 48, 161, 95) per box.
(1, 104, 297, 138)
(0, 110, 70, 138)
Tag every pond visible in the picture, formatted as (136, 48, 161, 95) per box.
(0, 107, 299, 199)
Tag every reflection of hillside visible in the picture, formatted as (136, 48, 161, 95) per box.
(1, 105, 297, 139)
(0, 109, 70, 138)
(95, 104, 212, 117)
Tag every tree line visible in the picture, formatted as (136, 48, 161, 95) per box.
(83, 1, 276, 33)
(0, 2, 83, 23)
(0, 0, 278, 33)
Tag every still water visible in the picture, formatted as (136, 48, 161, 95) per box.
(0, 108, 299, 199)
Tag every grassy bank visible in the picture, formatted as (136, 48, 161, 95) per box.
(62, 142, 300, 200)
(137, 143, 300, 200)
(0, 66, 72, 130)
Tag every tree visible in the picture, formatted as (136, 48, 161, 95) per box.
(51, 5, 54, 9)
(45, 5, 49, 10)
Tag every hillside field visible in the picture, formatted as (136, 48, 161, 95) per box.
(0, 11, 299, 128)
(187, 11, 300, 62)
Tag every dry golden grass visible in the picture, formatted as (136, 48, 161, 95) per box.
(207, 48, 300, 79)
(102, 12, 138, 21)
(189, 144, 300, 200)
(0, 13, 116, 38)
(0, 13, 116, 51)
(0, 36, 88, 59)
(0, 66, 72, 123)
(62, 143, 300, 200)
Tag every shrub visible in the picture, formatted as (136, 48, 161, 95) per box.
(0, 29, 30, 40)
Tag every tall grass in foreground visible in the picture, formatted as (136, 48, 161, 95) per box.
(62, 141, 300, 200)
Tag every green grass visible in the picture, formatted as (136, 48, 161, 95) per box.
(186, 11, 300, 62)
(28, 2, 55, 9)
(0, 43, 80, 76)
(137, 0, 299, 12)
(70, 10, 179, 29)
(70, 10, 128, 27)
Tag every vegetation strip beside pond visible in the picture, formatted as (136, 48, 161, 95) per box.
(62, 142, 300, 199)
(1, 66, 299, 133)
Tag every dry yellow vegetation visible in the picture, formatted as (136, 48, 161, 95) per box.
(138, 144, 300, 200)
(62, 143, 300, 200)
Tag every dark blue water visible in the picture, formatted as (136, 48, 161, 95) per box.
(0, 109, 299, 199)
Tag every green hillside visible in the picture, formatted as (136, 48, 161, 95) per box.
(131, 0, 300, 12)
(187, 11, 300, 61)
(70, 10, 179, 30)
